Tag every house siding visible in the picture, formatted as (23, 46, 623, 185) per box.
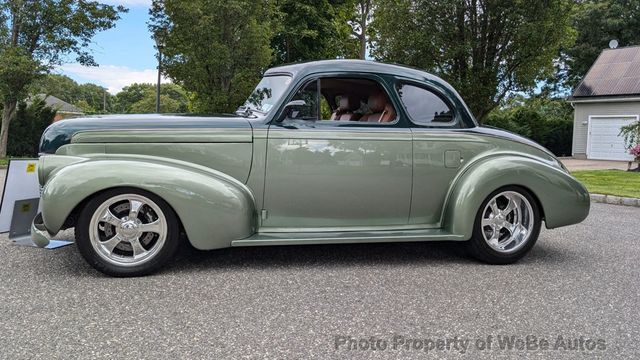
(572, 101, 640, 157)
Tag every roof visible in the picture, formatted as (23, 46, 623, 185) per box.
(30, 94, 84, 114)
(572, 46, 640, 99)
(264, 59, 457, 93)
(264, 59, 477, 127)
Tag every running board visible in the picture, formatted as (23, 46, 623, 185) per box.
(232, 228, 466, 247)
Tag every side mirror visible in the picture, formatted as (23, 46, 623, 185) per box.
(278, 100, 307, 121)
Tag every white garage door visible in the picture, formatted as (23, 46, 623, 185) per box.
(588, 116, 637, 161)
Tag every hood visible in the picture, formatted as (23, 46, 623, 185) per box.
(39, 114, 251, 154)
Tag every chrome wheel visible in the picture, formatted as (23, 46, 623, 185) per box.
(89, 194, 168, 267)
(481, 191, 534, 254)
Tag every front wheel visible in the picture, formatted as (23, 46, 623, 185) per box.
(467, 186, 541, 264)
(76, 188, 180, 277)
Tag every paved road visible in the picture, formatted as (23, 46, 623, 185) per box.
(0, 203, 638, 359)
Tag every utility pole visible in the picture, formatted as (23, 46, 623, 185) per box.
(156, 49, 162, 113)
(154, 32, 165, 114)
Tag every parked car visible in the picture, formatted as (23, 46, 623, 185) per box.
(32, 60, 590, 276)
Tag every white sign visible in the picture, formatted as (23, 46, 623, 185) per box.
(0, 159, 41, 233)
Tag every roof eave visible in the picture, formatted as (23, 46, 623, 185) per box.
(568, 95, 640, 103)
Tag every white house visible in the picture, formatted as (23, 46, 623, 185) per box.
(569, 46, 640, 161)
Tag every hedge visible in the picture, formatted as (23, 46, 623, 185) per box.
(1, 99, 57, 157)
(484, 106, 573, 157)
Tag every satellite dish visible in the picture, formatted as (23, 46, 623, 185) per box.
(609, 39, 619, 49)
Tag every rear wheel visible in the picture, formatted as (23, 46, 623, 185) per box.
(467, 186, 541, 264)
(76, 188, 180, 277)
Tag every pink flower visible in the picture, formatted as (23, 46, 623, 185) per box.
(630, 144, 640, 157)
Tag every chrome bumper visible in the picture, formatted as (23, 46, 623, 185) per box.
(31, 213, 51, 248)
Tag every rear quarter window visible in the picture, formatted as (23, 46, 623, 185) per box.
(396, 83, 456, 127)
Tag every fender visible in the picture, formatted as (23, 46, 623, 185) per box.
(442, 155, 590, 239)
(40, 154, 257, 250)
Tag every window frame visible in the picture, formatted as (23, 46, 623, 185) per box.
(271, 73, 406, 128)
(394, 80, 461, 129)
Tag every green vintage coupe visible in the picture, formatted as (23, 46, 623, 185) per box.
(32, 60, 589, 276)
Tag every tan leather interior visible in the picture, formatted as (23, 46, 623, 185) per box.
(319, 78, 396, 123)
(330, 96, 359, 121)
(360, 92, 395, 123)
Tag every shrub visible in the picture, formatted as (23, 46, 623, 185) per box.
(484, 112, 531, 137)
(484, 99, 573, 156)
(541, 118, 573, 156)
(620, 120, 640, 150)
(3, 99, 57, 157)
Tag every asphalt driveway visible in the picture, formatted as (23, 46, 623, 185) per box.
(0, 202, 638, 359)
(560, 158, 631, 171)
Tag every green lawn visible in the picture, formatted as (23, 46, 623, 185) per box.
(572, 170, 640, 198)
(0, 158, 37, 166)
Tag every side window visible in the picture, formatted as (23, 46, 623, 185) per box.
(285, 77, 399, 125)
(318, 77, 397, 124)
(288, 80, 318, 120)
(397, 84, 454, 126)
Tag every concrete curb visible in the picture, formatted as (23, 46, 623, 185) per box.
(591, 194, 640, 207)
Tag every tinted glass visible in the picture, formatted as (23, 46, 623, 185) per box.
(397, 84, 454, 125)
(244, 75, 292, 113)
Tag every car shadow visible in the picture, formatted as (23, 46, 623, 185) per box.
(39, 235, 572, 278)
(161, 238, 571, 275)
(170, 241, 470, 271)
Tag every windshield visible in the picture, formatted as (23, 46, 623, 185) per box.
(243, 75, 292, 113)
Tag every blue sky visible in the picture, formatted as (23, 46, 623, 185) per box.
(56, 0, 168, 94)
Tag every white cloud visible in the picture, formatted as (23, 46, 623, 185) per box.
(58, 63, 169, 94)
(100, 0, 151, 7)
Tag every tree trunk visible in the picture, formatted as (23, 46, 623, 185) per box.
(0, 100, 18, 158)
(358, 0, 369, 60)
(359, 13, 367, 59)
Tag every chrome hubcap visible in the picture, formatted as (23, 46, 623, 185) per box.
(481, 191, 534, 254)
(89, 194, 167, 267)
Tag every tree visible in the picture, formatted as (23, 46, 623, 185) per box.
(113, 83, 153, 113)
(270, 0, 357, 64)
(77, 83, 111, 113)
(371, 0, 576, 122)
(149, 0, 275, 113)
(114, 82, 189, 113)
(31, 74, 79, 103)
(348, 0, 373, 59)
(157, 83, 189, 112)
(74, 99, 96, 114)
(31, 74, 111, 114)
(0, 0, 126, 157)
(130, 93, 181, 114)
(562, 0, 640, 88)
(31, 74, 112, 113)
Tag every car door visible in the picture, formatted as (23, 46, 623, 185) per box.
(261, 75, 413, 229)
(397, 81, 490, 226)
